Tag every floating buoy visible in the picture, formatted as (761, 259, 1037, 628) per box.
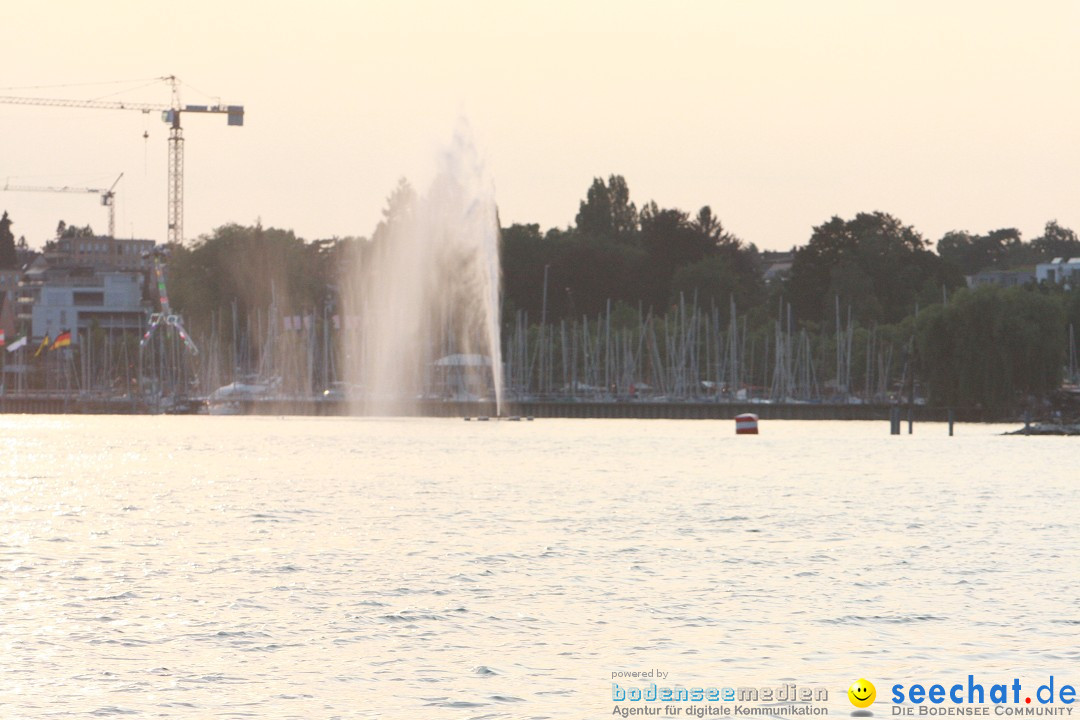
(735, 413, 759, 435)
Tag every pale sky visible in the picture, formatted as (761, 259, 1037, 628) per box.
(1, 0, 1077, 252)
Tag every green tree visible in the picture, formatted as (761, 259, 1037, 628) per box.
(666, 214, 765, 311)
(1031, 220, 1080, 263)
(169, 223, 328, 339)
(370, 178, 417, 246)
(500, 223, 554, 321)
(58, 222, 95, 239)
(1061, 287, 1080, 345)
(937, 227, 1028, 274)
(670, 255, 739, 309)
(555, 232, 646, 318)
(0, 211, 16, 269)
(574, 175, 638, 242)
(789, 212, 961, 325)
(916, 286, 1064, 411)
(691, 206, 724, 242)
(638, 202, 717, 309)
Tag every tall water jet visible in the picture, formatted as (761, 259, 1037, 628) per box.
(342, 124, 503, 415)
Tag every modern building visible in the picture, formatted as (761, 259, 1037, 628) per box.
(49, 236, 155, 271)
(17, 235, 154, 343)
(1036, 257, 1080, 286)
(966, 268, 1036, 289)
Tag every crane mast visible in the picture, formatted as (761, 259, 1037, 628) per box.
(0, 76, 243, 245)
(168, 105, 183, 245)
(166, 76, 184, 246)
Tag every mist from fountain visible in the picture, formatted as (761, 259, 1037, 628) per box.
(342, 124, 503, 416)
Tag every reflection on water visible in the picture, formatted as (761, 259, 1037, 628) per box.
(0, 417, 1076, 718)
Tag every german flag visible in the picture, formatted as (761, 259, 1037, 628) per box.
(50, 330, 72, 351)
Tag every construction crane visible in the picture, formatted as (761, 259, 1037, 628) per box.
(0, 75, 243, 245)
(2, 172, 124, 237)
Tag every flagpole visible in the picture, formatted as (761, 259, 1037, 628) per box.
(18, 343, 23, 393)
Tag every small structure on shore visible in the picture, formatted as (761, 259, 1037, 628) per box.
(433, 353, 495, 402)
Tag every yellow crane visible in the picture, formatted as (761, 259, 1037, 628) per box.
(2, 173, 124, 237)
(0, 76, 243, 245)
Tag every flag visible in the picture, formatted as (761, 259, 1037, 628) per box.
(6, 335, 27, 353)
(50, 330, 72, 351)
(0, 328, 4, 346)
(33, 334, 50, 358)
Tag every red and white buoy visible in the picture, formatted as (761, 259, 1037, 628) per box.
(735, 413, 759, 435)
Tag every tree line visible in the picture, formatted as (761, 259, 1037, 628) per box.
(169, 174, 1079, 412)
(10, 173, 1079, 413)
(501, 176, 1078, 413)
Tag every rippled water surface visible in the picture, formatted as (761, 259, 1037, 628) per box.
(1, 416, 1076, 718)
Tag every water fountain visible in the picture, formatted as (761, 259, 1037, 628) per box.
(342, 123, 503, 416)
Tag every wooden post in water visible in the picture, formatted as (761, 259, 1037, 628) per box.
(890, 406, 901, 435)
(948, 409, 955, 436)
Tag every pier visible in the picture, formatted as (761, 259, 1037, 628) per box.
(0, 393, 142, 415)
(0, 393, 998, 422)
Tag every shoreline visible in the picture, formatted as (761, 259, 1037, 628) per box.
(0, 393, 1035, 423)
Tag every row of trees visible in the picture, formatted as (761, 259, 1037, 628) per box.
(8, 174, 1077, 413)
(495, 176, 1076, 412)
(504, 176, 1080, 329)
(167, 223, 341, 335)
(937, 222, 1080, 276)
(502, 176, 766, 323)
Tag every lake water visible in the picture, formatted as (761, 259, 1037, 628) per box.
(0, 416, 1076, 719)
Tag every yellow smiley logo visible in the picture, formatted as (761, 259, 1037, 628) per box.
(848, 679, 876, 708)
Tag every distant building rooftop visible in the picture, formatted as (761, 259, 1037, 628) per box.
(763, 252, 795, 284)
(1036, 257, 1080, 285)
(47, 235, 156, 271)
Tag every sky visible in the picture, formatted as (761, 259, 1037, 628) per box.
(1, 0, 1077, 252)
